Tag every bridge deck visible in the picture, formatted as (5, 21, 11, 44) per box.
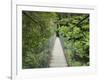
(49, 37, 67, 67)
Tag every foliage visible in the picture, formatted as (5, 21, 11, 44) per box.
(22, 11, 89, 68)
(22, 11, 57, 68)
(58, 13, 89, 66)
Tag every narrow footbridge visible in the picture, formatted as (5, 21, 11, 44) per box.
(49, 37, 67, 67)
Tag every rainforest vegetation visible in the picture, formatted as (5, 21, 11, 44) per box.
(22, 11, 89, 69)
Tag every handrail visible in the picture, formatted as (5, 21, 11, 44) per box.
(76, 15, 89, 27)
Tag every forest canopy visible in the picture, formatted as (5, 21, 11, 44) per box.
(22, 11, 89, 69)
